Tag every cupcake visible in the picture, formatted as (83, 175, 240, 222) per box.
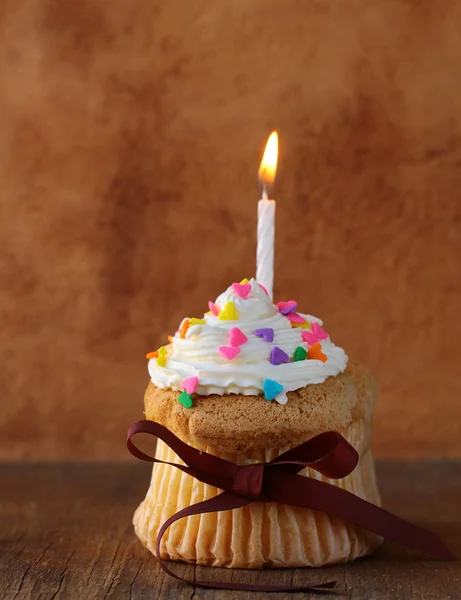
(133, 278, 382, 568)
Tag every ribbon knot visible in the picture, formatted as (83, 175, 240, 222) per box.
(127, 419, 455, 594)
(232, 462, 266, 500)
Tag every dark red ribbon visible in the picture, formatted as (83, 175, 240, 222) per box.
(127, 420, 455, 594)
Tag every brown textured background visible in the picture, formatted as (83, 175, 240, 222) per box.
(1, 0, 461, 460)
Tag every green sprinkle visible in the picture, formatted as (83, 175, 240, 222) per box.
(294, 346, 307, 361)
(178, 391, 193, 408)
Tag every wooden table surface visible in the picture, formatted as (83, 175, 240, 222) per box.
(1, 462, 460, 599)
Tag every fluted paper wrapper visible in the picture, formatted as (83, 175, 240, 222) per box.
(134, 418, 382, 568)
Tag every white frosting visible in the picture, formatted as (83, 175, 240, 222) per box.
(148, 278, 348, 400)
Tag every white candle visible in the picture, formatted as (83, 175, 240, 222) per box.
(256, 132, 278, 299)
(257, 192, 276, 298)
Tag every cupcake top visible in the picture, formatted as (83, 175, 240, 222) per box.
(147, 278, 348, 406)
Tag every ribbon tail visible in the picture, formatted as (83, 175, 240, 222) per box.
(155, 491, 336, 593)
(266, 471, 456, 560)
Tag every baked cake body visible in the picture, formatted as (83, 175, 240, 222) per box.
(134, 361, 382, 567)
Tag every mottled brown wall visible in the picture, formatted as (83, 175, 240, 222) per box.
(1, 0, 461, 460)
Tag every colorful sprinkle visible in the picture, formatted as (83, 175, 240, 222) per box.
(307, 342, 327, 362)
(232, 282, 251, 299)
(240, 278, 250, 284)
(182, 376, 198, 394)
(286, 312, 305, 325)
(264, 379, 283, 401)
(294, 346, 307, 361)
(180, 319, 190, 339)
(275, 391, 288, 405)
(254, 328, 274, 342)
(168, 335, 173, 343)
(302, 323, 329, 345)
(259, 283, 269, 295)
(218, 301, 238, 321)
(218, 345, 240, 360)
(157, 346, 167, 367)
(229, 327, 248, 347)
(146, 350, 158, 359)
(292, 320, 311, 329)
(189, 318, 206, 326)
(276, 301, 298, 315)
(178, 391, 193, 408)
(270, 346, 290, 365)
(208, 301, 219, 316)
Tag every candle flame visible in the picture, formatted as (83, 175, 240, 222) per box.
(259, 131, 278, 190)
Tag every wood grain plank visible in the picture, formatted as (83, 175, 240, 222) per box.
(0, 462, 460, 599)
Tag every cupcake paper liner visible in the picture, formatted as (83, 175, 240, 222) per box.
(133, 417, 382, 568)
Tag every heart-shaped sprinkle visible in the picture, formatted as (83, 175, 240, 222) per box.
(270, 346, 290, 365)
(178, 391, 193, 408)
(189, 318, 206, 326)
(286, 312, 305, 325)
(302, 323, 329, 345)
(307, 342, 327, 362)
(292, 321, 311, 329)
(294, 346, 307, 361)
(276, 301, 298, 315)
(275, 391, 288, 405)
(253, 328, 274, 342)
(229, 327, 248, 346)
(157, 346, 167, 367)
(208, 301, 219, 316)
(218, 345, 240, 360)
(146, 350, 159, 359)
(263, 379, 283, 401)
(180, 319, 190, 338)
(232, 282, 251, 299)
(218, 301, 238, 321)
(240, 278, 250, 284)
(182, 376, 198, 394)
(259, 283, 269, 295)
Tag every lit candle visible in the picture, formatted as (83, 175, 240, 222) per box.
(257, 131, 278, 299)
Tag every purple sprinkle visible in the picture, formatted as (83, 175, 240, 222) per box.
(270, 346, 290, 366)
(254, 328, 274, 343)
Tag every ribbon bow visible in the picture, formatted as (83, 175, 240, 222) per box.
(127, 420, 455, 594)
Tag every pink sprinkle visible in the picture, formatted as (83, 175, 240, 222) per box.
(182, 376, 198, 394)
(276, 301, 298, 315)
(229, 327, 248, 347)
(302, 323, 329, 345)
(208, 301, 219, 316)
(231, 282, 251, 299)
(286, 312, 305, 324)
(218, 345, 240, 360)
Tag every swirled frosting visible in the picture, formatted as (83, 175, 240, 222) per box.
(148, 279, 347, 403)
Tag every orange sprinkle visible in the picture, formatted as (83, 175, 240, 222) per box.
(307, 342, 327, 363)
(146, 351, 159, 359)
(180, 319, 190, 339)
(168, 335, 173, 343)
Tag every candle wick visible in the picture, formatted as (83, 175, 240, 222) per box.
(261, 185, 269, 201)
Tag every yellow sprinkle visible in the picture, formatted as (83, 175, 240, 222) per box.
(292, 320, 311, 329)
(157, 346, 167, 367)
(218, 301, 238, 321)
(189, 318, 206, 326)
(240, 278, 250, 284)
(205, 311, 212, 316)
